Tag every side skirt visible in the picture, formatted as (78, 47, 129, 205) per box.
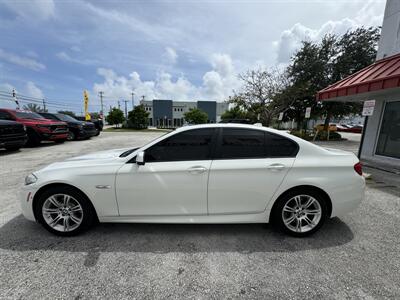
(99, 210, 271, 224)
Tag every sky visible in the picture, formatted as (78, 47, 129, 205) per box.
(0, 0, 386, 114)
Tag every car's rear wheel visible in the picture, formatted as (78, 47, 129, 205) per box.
(273, 190, 328, 237)
(35, 186, 95, 236)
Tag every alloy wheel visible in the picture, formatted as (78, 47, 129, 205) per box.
(281, 195, 322, 233)
(42, 194, 83, 232)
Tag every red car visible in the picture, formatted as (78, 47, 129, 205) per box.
(0, 109, 68, 146)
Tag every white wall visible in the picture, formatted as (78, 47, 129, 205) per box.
(376, 0, 400, 60)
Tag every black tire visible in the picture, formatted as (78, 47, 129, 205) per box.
(26, 129, 41, 146)
(272, 189, 328, 237)
(67, 131, 76, 141)
(5, 146, 21, 151)
(34, 186, 96, 236)
(95, 129, 100, 136)
(55, 139, 66, 144)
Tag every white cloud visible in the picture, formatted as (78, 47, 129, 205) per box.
(25, 81, 44, 99)
(4, 0, 55, 21)
(273, 0, 384, 63)
(93, 53, 239, 103)
(0, 49, 45, 71)
(163, 47, 178, 65)
(56, 51, 98, 66)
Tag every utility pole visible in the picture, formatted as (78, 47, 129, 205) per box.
(131, 91, 135, 109)
(123, 100, 129, 118)
(118, 100, 121, 110)
(12, 89, 20, 109)
(42, 99, 46, 112)
(99, 91, 104, 123)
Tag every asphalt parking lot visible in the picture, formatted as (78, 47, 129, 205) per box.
(1, 131, 399, 299)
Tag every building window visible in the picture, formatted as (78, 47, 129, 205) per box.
(376, 101, 400, 159)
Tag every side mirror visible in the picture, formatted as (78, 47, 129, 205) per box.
(136, 151, 145, 165)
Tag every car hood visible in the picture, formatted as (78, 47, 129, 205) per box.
(66, 148, 134, 161)
(35, 148, 135, 175)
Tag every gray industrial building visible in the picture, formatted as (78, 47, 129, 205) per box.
(140, 99, 228, 128)
(317, 0, 400, 172)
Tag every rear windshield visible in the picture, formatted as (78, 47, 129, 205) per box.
(15, 111, 45, 119)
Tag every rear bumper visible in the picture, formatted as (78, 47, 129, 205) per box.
(330, 176, 365, 217)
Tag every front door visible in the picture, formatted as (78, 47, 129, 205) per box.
(116, 128, 216, 216)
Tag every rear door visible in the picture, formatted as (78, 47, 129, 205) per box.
(207, 128, 298, 214)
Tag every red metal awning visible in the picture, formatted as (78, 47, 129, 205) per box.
(317, 53, 400, 101)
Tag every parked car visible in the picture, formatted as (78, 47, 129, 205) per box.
(0, 119, 27, 151)
(337, 124, 363, 133)
(39, 113, 97, 141)
(0, 109, 68, 146)
(315, 123, 337, 131)
(75, 116, 103, 136)
(20, 124, 365, 237)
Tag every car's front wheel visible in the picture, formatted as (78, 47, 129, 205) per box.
(35, 186, 96, 236)
(273, 190, 328, 237)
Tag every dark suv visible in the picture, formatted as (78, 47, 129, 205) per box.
(0, 119, 27, 151)
(0, 109, 68, 146)
(75, 116, 103, 136)
(39, 113, 97, 140)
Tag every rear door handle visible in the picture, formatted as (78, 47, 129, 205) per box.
(188, 166, 207, 174)
(267, 163, 285, 171)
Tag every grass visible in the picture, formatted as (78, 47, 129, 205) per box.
(103, 127, 172, 133)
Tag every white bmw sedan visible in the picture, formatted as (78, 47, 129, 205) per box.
(20, 124, 365, 237)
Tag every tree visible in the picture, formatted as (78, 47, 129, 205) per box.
(221, 105, 248, 121)
(57, 110, 76, 117)
(284, 27, 380, 129)
(127, 105, 149, 129)
(106, 107, 125, 128)
(229, 67, 294, 126)
(184, 108, 208, 124)
(23, 103, 47, 113)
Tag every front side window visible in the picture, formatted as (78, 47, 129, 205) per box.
(218, 128, 265, 159)
(145, 128, 215, 162)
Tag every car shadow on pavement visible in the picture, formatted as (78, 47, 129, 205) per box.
(0, 215, 354, 266)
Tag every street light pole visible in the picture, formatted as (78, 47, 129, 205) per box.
(131, 91, 135, 109)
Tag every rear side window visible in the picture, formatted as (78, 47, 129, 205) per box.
(145, 128, 215, 162)
(265, 132, 299, 157)
(218, 128, 265, 159)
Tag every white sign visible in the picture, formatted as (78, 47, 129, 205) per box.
(362, 100, 375, 116)
(305, 107, 311, 119)
(278, 112, 284, 121)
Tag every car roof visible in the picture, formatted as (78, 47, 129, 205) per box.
(176, 123, 304, 141)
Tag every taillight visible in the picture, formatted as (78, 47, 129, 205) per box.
(354, 162, 362, 176)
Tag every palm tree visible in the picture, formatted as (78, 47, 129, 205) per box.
(22, 103, 47, 112)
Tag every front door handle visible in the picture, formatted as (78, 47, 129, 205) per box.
(188, 166, 207, 174)
(267, 163, 285, 171)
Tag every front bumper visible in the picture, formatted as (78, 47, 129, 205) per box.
(0, 134, 27, 148)
(19, 184, 39, 221)
(39, 132, 68, 141)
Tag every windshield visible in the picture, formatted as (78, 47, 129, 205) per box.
(56, 114, 78, 122)
(15, 111, 45, 120)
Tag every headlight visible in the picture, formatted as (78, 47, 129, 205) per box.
(25, 174, 37, 185)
